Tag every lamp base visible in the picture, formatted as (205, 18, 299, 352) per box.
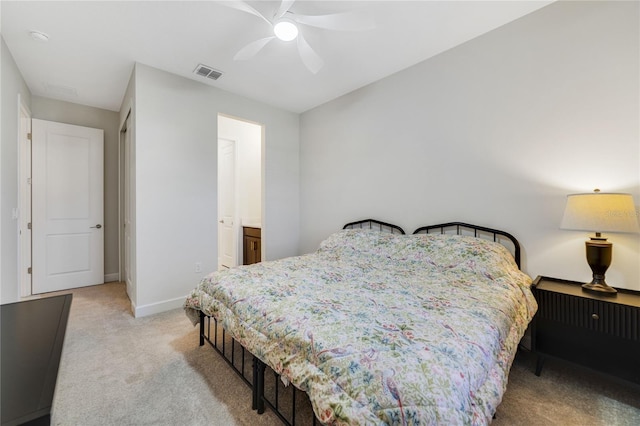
(583, 237, 617, 296)
(581, 282, 617, 296)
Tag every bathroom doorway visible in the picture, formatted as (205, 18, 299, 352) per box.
(217, 114, 263, 269)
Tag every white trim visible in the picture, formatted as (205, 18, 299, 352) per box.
(118, 113, 127, 287)
(119, 110, 134, 305)
(133, 295, 185, 318)
(17, 94, 32, 298)
(104, 272, 119, 283)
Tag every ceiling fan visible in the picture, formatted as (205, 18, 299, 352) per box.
(222, 0, 375, 74)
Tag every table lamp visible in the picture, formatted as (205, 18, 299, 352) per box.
(560, 189, 639, 295)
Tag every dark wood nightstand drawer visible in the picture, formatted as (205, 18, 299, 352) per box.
(536, 290, 640, 340)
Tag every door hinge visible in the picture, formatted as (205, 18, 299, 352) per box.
(27, 132, 32, 141)
(27, 222, 32, 230)
(28, 267, 32, 274)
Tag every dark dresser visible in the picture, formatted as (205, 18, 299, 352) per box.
(1, 294, 72, 426)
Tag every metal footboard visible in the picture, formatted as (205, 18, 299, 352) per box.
(255, 358, 318, 425)
(199, 312, 253, 389)
(200, 312, 317, 424)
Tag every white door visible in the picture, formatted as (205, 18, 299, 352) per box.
(218, 138, 236, 269)
(32, 119, 104, 293)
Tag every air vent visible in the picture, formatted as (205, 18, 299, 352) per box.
(44, 82, 78, 97)
(194, 64, 223, 80)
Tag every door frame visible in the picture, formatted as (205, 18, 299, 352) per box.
(217, 114, 265, 267)
(119, 109, 135, 304)
(18, 94, 32, 297)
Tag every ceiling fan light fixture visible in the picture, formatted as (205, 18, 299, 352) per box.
(273, 19, 298, 41)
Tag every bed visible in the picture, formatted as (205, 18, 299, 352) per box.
(184, 220, 537, 425)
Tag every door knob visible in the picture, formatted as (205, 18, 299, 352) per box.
(91, 224, 102, 229)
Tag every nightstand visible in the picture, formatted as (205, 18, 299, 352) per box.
(531, 276, 640, 385)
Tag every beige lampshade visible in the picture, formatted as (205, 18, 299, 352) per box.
(561, 192, 640, 233)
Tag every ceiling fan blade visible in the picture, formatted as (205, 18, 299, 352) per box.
(234, 36, 276, 60)
(220, 0, 271, 26)
(297, 33, 323, 74)
(275, 0, 296, 19)
(294, 10, 375, 31)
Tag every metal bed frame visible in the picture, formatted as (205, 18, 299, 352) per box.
(199, 312, 317, 425)
(198, 219, 397, 425)
(343, 218, 405, 234)
(197, 220, 522, 425)
(413, 222, 521, 269)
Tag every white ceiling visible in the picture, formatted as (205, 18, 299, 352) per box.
(1, 1, 553, 113)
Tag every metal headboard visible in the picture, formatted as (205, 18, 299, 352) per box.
(343, 219, 406, 235)
(412, 222, 521, 269)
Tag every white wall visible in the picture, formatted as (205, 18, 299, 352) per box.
(30, 96, 120, 282)
(130, 63, 298, 316)
(299, 1, 640, 289)
(1, 36, 32, 303)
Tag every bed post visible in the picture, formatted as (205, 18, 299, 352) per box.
(252, 356, 258, 410)
(254, 357, 266, 414)
(199, 311, 205, 346)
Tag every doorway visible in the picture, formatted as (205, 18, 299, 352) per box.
(217, 115, 263, 269)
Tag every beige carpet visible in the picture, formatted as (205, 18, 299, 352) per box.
(48, 282, 640, 425)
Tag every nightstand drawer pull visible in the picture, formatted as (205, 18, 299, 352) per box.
(591, 313, 599, 320)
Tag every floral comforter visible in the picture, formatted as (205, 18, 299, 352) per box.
(184, 229, 537, 425)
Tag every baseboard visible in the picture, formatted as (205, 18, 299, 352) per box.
(104, 273, 120, 283)
(133, 295, 185, 318)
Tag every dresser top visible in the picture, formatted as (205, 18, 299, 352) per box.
(1, 293, 73, 425)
